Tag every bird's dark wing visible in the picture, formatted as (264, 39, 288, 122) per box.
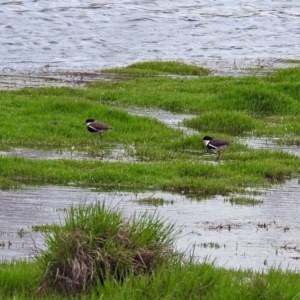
(94, 121, 112, 130)
(210, 138, 230, 147)
(87, 124, 99, 133)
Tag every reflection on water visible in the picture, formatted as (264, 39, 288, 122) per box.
(127, 107, 197, 135)
(1, 180, 300, 271)
(239, 137, 300, 158)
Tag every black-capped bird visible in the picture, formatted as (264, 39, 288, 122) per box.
(84, 119, 112, 140)
(202, 135, 231, 161)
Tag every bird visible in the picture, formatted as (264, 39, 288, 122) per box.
(83, 119, 112, 140)
(202, 136, 231, 161)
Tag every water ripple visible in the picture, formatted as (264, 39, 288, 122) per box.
(0, 0, 299, 71)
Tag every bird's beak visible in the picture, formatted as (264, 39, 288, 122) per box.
(82, 122, 86, 125)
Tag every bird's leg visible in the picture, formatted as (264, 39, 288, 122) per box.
(98, 134, 103, 147)
(215, 152, 221, 161)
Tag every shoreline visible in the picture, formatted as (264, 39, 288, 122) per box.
(1, 57, 299, 90)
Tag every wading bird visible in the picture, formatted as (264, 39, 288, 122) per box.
(83, 119, 112, 140)
(202, 135, 231, 161)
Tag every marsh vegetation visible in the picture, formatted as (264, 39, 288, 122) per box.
(1, 63, 300, 194)
(1, 61, 300, 298)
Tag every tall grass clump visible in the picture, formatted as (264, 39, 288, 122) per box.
(217, 86, 295, 115)
(183, 111, 260, 134)
(38, 203, 178, 295)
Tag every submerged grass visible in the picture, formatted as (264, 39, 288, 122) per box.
(225, 196, 263, 206)
(136, 197, 173, 206)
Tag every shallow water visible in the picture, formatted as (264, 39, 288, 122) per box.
(0, 144, 136, 162)
(127, 107, 198, 135)
(0, 0, 299, 73)
(1, 180, 300, 271)
(239, 137, 300, 158)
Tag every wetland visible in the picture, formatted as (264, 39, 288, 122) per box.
(1, 61, 300, 298)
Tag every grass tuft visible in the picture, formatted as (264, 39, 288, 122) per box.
(183, 111, 260, 134)
(38, 203, 178, 295)
(102, 61, 210, 76)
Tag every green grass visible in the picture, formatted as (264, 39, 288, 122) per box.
(1, 262, 299, 299)
(0, 89, 183, 147)
(88, 66, 300, 116)
(183, 110, 263, 134)
(0, 260, 39, 298)
(1, 63, 300, 196)
(0, 148, 298, 196)
(101, 61, 211, 76)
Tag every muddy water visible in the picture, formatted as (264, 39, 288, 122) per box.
(1, 180, 300, 271)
